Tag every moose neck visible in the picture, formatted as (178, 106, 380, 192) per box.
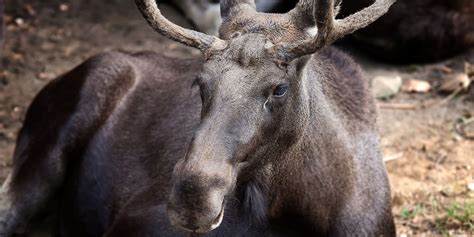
(243, 56, 360, 232)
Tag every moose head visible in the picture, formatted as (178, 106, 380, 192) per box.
(135, 0, 395, 233)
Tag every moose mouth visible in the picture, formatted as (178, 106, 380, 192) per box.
(194, 206, 225, 233)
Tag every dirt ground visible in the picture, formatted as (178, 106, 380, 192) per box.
(1, 1, 473, 236)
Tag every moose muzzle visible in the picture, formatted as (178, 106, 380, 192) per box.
(167, 147, 236, 233)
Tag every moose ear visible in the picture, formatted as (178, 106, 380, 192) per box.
(276, 0, 396, 62)
(289, 56, 311, 75)
(274, 54, 310, 75)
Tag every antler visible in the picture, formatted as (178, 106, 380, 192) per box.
(135, 0, 226, 52)
(277, 0, 396, 62)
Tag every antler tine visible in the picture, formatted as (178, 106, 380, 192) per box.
(135, 0, 226, 52)
(221, 0, 256, 19)
(334, 0, 396, 39)
(278, 0, 396, 62)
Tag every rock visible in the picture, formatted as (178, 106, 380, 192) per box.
(372, 74, 402, 99)
(59, 3, 69, 12)
(15, 18, 24, 26)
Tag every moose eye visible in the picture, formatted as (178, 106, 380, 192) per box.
(273, 85, 288, 97)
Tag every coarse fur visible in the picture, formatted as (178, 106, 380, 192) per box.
(0, 0, 395, 236)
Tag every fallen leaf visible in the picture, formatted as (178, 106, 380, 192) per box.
(401, 79, 431, 93)
(438, 73, 471, 93)
(11, 53, 24, 61)
(465, 61, 474, 78)
(23, 4, 36, 16)
(3, 15, 13, 25)
(454, 117, 474, 140)
(438, 65, 453, 74)
(0, 70, 10, 77)
(37, 72, 48, 80)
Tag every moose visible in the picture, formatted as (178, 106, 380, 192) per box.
(340, 0, 474, 63)
(168, 0, 223, 35)
(0, 0, 396, 236)
(180, 0, 474, 63)
(168, 0, 298, 34)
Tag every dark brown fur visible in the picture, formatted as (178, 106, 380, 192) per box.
(340, 0, 474, 63)
(0, 1, 395, 236)
(0, 47, 394, 237)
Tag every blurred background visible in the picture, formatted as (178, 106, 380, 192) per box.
(0, 0, 473, 235)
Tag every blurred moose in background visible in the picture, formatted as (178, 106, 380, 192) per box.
(340, 0, 474, 63)
(167, 0, 297, 34)
(177, 0, 474, 63)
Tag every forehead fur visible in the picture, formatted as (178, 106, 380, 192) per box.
(218, 33, 274, 66)
(220, 11, 309, 44)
